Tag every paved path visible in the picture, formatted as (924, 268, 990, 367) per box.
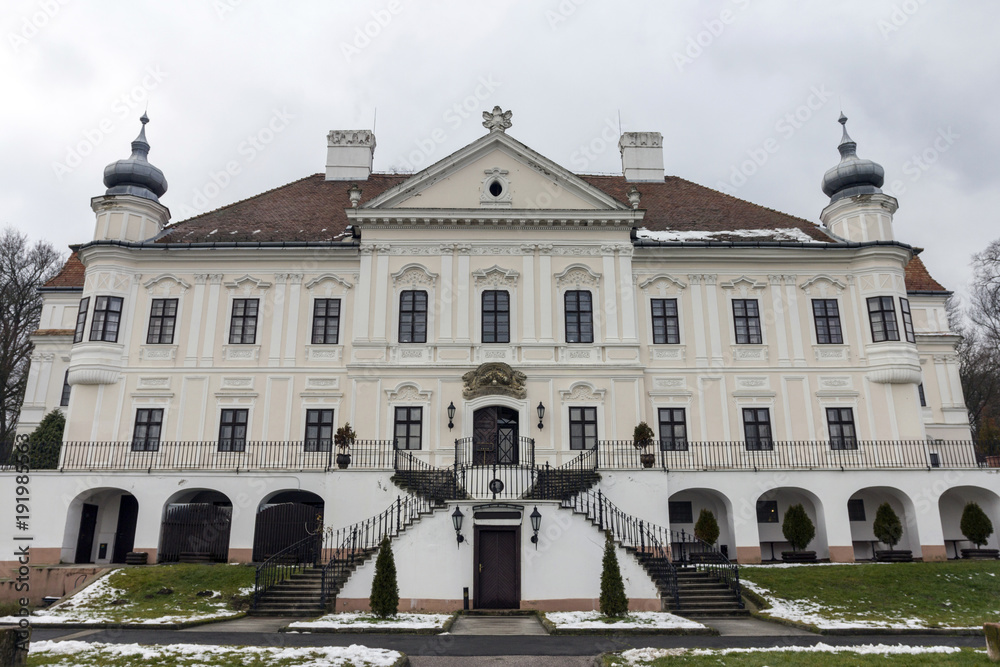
(410, 659, 595, 667)
(449, 615, 548, 636)
(183, 616, 301, 633)
(703, 616, 814, 637)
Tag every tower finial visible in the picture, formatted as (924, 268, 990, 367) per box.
(838, 112, 854, 148)
(103, 113, 168, 202)
(821, 114, 883, 201)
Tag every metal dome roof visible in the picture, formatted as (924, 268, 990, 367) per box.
(821, 114, 884, 202)
(103, 113, 168, 202)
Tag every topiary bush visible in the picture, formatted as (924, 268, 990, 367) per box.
(960, 501, 995, 548)
(369, 535, 399, 618)
(599, 531, 628, 617)
(28, 409, 64, 469)
(694, 508, 720, 546)
(781, 504, 815, 552)
(873, 502, 903, 549)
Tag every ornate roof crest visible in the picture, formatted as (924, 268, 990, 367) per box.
(482, 106, 513, 133)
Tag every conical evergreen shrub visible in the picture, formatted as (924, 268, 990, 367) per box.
(960, 502, 994, 548)
(694, 509, 720, 546)
(873, 502, 903, 548)
(28, 410, 65, 469)
(781, 504, 815, 552)
(369, 536, 399, 618)
(599, 531, 628, 617)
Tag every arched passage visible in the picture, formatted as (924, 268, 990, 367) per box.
(61, 488, 139, 565)
(755, 487, 828, 561)
(252, 490, 325, 562)
(668, 488, 735, 560)
(847, 486, 919, 560)
(158, 489, 233, 563)
(938, 486, 1000, 557)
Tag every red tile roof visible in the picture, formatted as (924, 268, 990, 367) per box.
(904, 255, 948, 292)
(42, 252, 85, 289)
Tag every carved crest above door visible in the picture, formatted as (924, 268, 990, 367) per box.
(462, 362, 527, 400)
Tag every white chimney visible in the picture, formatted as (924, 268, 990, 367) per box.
(619, 131, 664, 182)
(326, 130, 376, 181)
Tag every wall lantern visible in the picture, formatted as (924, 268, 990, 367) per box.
(447, 401, 456, 431)
(452, 506, 465, 547)
(537, 402, 545, 430)
(530, 506, 542, 548)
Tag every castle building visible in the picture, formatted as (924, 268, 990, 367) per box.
(6, 107, 998, 613)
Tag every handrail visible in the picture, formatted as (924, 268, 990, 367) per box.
(670, 528, 743, 608)
(252, 530, 322, 610)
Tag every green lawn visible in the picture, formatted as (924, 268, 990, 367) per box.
(32, 564, 256, 623)
(740, 561, 1000, 628)
(603, 647, 987, 666)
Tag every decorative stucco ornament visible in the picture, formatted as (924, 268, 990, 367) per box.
(462, 362, 527, 399)
(482, 106, 513, 133)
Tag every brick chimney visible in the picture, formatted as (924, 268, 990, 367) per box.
(619, 132, 664, 182)
(325, 130, 376, 181)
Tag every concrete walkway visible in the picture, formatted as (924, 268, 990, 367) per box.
(410, 659, 595, 667)
(702, 616, 814, 637)
(449, 615, 548, 636)
(182, 616, 302, 633)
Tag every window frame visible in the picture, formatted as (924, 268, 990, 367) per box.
(867, 296, 899, 343)
(811, 298, 844, 345)
(732, 298, 763, 345)
(756, 500, 779, 524)
(481, 290, 510, 344)
(900, 297, 915, 343)
(304, 409, 334, 452)
(398, 290, 428, 344)
(847, 498, 866, 522)
(564, 290, 595, 344)
(669, 501, 694, 524)
(89, 295, 124, 343)
(742, 407, 773, 450)
(60, 370, 71, 407)
(311, 298, 342, 345)
(394, 406, 423, 450)
(569, 405, 598, 450)
(651, 298, 681, 345)
(146, 298, 178, 345)
(918, 383, 926, 407)
(132, 408, 163, 452)
(218, 408, 249, 452)
(657, 407, 688, 451)
(73, 297, 89, 343)
(229, 298, 259, 345)
(826, 407, 858, 450)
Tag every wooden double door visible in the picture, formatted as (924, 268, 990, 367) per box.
(474, 526, 520, 609)
(473, 407, 519, 465)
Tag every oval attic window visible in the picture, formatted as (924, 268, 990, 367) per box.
(489, 180, 503, 197)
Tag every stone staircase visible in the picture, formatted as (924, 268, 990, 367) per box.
(666, 566, 749, 618)
(251, 549, 378, 616)
(392, 467, 466, 503)
(524, 466, 600, 501)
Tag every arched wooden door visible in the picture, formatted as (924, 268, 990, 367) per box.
(472, 407, 519, 465)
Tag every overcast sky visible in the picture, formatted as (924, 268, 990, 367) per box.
(2, 0, 997, 299)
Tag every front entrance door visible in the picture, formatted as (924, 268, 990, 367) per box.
(111, 495, 139, 563)
(75, 503, 99, 564)
(475, 526, 520, 609)
(473, 407, 519, 465)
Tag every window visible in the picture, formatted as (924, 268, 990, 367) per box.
(669, 501, 693, 524)
(732, 299, 762, 344)
(218, 409, 249, 452)
(60, 371, 71, 407)
(900, 297, 915, 343)
(658, 408, 688, 451)
(827, 407, 858, 450)
(482, 290, 510, 344)
(564, 290, 594, 344)
(311, 299, 341, 344)
(73, 297, 89, 343)
(918, 383, 926, 407)
(146, 298, 178, 344)
(756, 500, 778, 523)
(89, 296, 123, 343)
(304, 409, 334, 452)
(743, 408, 772, 450)
(229, 299, 259, 344)
(847, 499, 866, 522)
(867, 296, 899, 342)
(812, 299, 843, 344)
(569, 406, 598, 450)
(651, 299, 680, 344)
(132, 408, 163, 451)
(394, 406, 423, 450)
(398, 290, 428, 343)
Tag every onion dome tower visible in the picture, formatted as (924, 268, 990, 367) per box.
(819, 114, 898, 242)
(91, 114, 170, 242)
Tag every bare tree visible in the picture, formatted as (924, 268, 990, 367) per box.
(0, 228, 63, 443)
(958, 242, 1000, 444)
(970, 240, 1000, 345)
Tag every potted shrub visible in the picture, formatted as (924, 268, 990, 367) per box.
(781, 503, 816, 562)
(959, 501, 998, 559)
(633, 422, 656, 468)
(334, 423, 357, 469)
(873, 502, 912, 561)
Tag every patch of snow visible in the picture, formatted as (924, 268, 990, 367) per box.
(635, 227, 816, 243)
(545, 611, 705, 630)
(618, 644, 964, 664)
(29, 640, 402, 666)
(740, 562, 893, 569)
(289, 612, 452, 630)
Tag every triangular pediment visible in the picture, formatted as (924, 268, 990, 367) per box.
(362, 131, 629, 212)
